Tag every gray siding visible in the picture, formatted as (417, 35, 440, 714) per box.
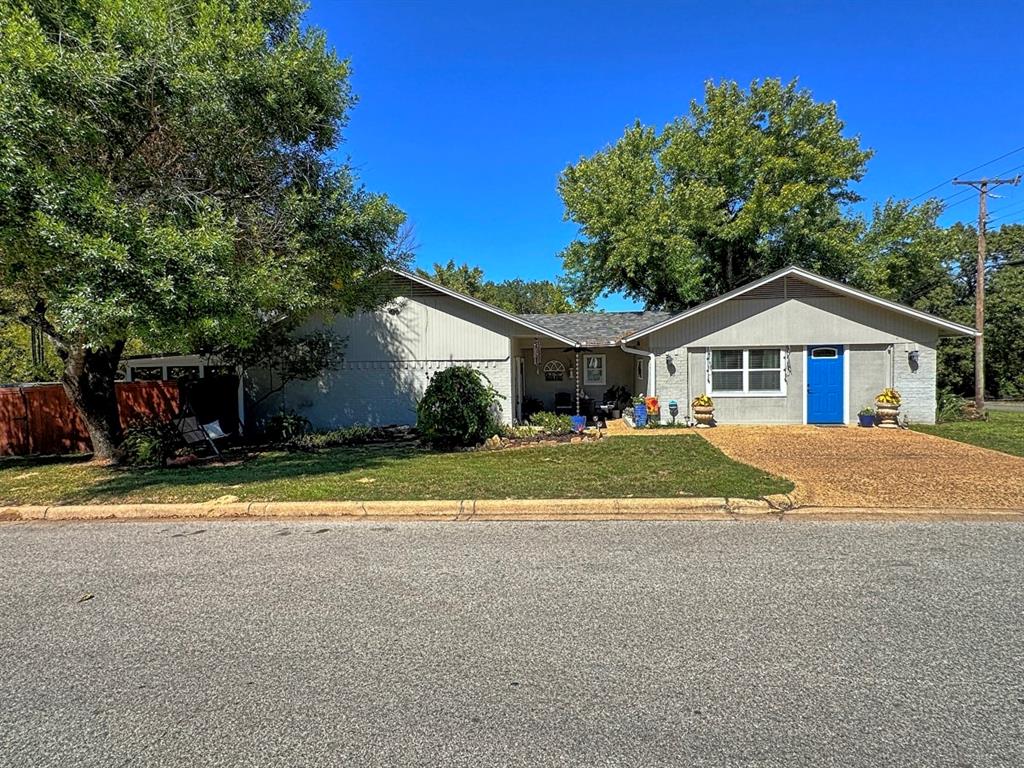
(650, 295, 938, 349)
(648, 291, 941, 425)
(252, 286, 516, 428)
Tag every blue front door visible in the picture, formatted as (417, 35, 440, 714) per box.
(807, 346, 844, 424)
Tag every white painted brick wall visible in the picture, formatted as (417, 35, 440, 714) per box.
(653, 347, 689, 422)
(893, 343, 936, 425)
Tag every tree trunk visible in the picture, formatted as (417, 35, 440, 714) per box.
(61, 341, 126, 463)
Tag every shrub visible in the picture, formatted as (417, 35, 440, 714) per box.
(417, 366, 501, 449)
(260, 410, 311, 443)
(528, 411, 573, 435)
(122, 418, 181, 467)
(936, 390, 966, 423)
(288, 425, 375, 450)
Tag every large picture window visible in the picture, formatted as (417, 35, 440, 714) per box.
(708, 349, 785, 396)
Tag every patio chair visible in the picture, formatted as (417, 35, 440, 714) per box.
(176, 415, 231, 458)
(553, 391, 574, 415)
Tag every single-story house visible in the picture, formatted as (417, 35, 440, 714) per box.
(124, 265, 978, 427)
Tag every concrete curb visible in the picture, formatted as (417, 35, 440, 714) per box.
(1, 498, 1022, 523)
(0, 497, 771, 523)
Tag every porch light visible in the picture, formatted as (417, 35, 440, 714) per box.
(908, 349, 920, 365)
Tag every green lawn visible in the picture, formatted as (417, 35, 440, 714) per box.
(912, 410, 1024, 458)
(0, 435, 792, 505)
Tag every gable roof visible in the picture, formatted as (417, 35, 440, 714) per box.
(388, 268, 580, 346)
(621, 266, 979, 342)
(518, 311, 673, 347)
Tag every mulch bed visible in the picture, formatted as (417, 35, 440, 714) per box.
(699, 425, 1024, 508)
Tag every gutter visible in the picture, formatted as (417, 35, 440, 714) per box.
(619, 342, 655, 397)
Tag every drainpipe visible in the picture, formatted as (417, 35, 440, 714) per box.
(619, 342, 655, 397)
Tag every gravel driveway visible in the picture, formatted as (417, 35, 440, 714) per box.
(699, 426, 1024, 508)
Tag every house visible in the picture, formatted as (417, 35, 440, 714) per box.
(123, 266, 978, 427)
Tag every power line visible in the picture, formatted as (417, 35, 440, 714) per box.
(988, 201, 1024, 224)
(908, 143, 1024, 202)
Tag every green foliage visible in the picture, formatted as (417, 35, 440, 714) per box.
(223, 325, 345, 405)
(986, 259, 1024, 399)
(935, 391, 967, 424)
(558, 78, 871, 309)
(417, 260, 582, 313)
(0, 322, 60, 383)
(121, 418, 181, 467)
(527, 411, 573, 435)
(0, 0, 407, 454)
(260, 410, 311, 443)
(417, 366, 501, 449)
(285, 425, 417, 451)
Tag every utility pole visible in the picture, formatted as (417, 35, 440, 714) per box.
(952, 175, 1021, 416)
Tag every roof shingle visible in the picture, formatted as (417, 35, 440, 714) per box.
(516, 311, 673, 346)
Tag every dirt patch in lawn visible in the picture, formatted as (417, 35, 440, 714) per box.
(699, 425, 1024, 508)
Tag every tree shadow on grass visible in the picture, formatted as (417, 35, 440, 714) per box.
(54, 444, 430, 504)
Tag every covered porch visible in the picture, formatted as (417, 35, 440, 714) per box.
(511, 337, 655, 423)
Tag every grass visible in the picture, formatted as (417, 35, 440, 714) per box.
(912, 410, 1024, 458)
(0, 435, 792, 505)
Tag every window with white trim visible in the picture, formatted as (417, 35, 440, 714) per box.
(583, 354, 606, 385)
(708, 349, 785, 395)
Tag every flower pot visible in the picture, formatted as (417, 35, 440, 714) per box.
(875, 401, 900, 428)
(858, 413, 875, 428)
(693, 404, 715, 428)
(633, 403, 648, 428)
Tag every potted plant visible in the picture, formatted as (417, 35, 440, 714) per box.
(644, 395, 660, 424)
(874, 387, 901, 428)
(632, 394, 648, 428)
(691, 393, 715, 428)
(857, 406, 876, 428)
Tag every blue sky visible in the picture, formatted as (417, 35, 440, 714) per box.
(307, 1, 1024, 310)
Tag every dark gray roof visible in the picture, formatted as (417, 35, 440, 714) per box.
(517, 311, 674, 346)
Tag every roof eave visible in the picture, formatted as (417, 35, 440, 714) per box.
(388, 268, 580, 346)
(621, 266, 979, 342)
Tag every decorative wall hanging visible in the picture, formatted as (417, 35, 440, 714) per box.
(543, 360, 566, 382)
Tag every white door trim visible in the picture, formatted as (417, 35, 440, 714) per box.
(801, 347, 808, 425)
(843, 344, 851, 425)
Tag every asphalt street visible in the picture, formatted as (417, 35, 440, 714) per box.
(1, 519, 1022, 767)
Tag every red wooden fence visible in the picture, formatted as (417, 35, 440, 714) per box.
(0, 381, 181, 457)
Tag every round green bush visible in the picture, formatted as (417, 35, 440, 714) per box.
(417, 366, 500, 449)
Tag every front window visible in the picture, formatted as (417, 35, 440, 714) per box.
(583, 354, 606, 385)
(708, 349, 785, 395)
(130, 366, 163, 381)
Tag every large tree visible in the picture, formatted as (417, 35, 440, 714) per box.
(0, 0, 406, 460)
(558, 78, 872, 309)
(416, 260, 580, 314)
